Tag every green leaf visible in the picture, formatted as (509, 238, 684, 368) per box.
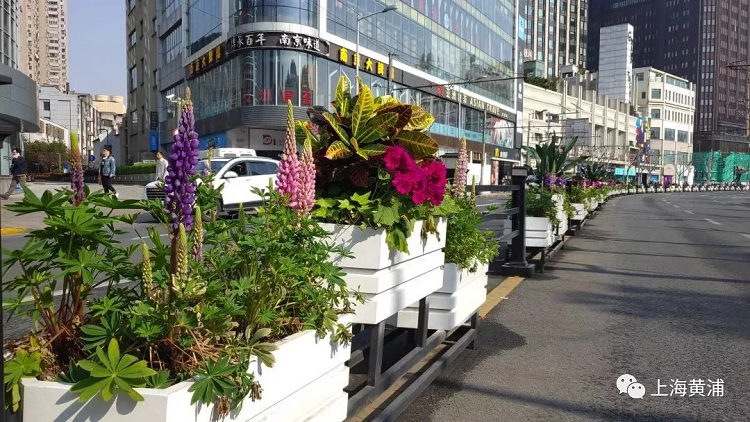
(323, 112, 352, 146)
(394, 131, 439, 157)
(324, 140, 353, 160)
(350, 192, 371, 206)
(334, 76, 351, 117)
(338, 199, 355, 211)
(373, 204, 399, 226)
(404, 106, 435, 131)
(385, 228, 409, 252)
(352, 83, 375, 138)
(379, 105, 413, 131)
(71, 338, 156, 404)
(295, 121, 323, 151)
(358, 112, 398, 145)
(357, 143, 387, 160)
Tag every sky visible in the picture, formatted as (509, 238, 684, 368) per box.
(67, 0, 126, 98)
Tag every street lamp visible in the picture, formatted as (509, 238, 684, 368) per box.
(356, 5, 397, 90)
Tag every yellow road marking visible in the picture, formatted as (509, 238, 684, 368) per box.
(479, 276, 525, 318)
(0, 227, 27, 236)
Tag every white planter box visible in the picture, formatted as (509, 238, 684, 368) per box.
(571, 203, 587, 221)
(505, 217, 553, 248)
(552, 194, 568, 237)
(396, 263, 488, 331)
(19, 316, 353, 422)
(322, 219, 447, 324)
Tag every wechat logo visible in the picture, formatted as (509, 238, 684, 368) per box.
(617, 374, 646, 399)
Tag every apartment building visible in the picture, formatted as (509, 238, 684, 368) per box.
(631, 67, 696, 184)
(522, 0, 589, 77)
(19, 0, 68, 92)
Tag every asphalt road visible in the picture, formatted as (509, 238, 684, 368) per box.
(400, 191, 750, 422)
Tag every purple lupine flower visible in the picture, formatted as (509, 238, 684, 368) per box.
(163, 88, 200, 232)
(451, 137, 468, 198)
(544, 174, 558, 188)
(555, 177, 567, 187)
(276, 101, 300, 208)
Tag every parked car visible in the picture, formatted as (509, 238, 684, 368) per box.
(143, 148, 279, 213)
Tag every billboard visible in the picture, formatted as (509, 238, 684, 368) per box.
(489, 116, 514, 149)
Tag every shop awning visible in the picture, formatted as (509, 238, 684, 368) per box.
(491, 157, 521, 163)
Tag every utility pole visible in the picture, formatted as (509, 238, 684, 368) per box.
(387, 52, 395, 95)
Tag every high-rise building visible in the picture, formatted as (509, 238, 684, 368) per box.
(597, 24, 633, 103)
(587, 0, 750, 154)
(522, 0, 589, 77)
(0, 0, 39, 177)
(150, 0, 524, 183)
(19, 0, 68, 92)
(124, 0, 158, 164)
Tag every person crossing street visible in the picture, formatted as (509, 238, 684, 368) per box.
(99, 146, 118, 198)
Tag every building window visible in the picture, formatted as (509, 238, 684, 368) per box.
(651, 89, 661, 99)
(189, 0, 223, 54)
(664, 128, 676, 141)
(636, 72, 644, 81)
(651, 108, 661, 119)
(140, 20, 144, 39)
(130, 110, 138, 129)
(128, 0, 136, 12)
(129, 66, 137, 89)
(129, 30, 137, 47)
(230, 0, 319, 29)
(641, 92, 646, 99)
(43, 101, 51, 111)
(650, 127, 661, 139)
(164, 0, 179, 16)
(164, 25, 182, 63)
(677, 130, 688, 142)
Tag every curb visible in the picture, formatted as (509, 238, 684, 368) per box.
(0, 227, 28, 236)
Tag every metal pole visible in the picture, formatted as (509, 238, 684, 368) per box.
(355, 18, 361, 89)
(480, 108, 486, 184)
(387, 52, 393, 95)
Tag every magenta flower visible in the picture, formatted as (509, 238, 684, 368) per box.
(276, 101, 300, 208)
(163, 88, 200, 232)
(421, 160, 447, 205)
(383, 145, 413, 174)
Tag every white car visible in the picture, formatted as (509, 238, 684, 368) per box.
(143, 148, 279, 213)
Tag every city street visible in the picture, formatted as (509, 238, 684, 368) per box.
(400, 192, 750, 422)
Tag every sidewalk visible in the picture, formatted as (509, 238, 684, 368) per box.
(1, 182, 145, 235)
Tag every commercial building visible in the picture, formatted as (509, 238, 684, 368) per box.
(0, 0, 39, 177)
(20, 117, 70, 148)
(523, 75, 639, 176)
(631, 67, 696, 185)
(521, 0, 589, 77)
(124, 0, 158, 164)
(152, 0, 524, 183)
(587, 0, 750, 154)
(92, 95, 126, 162)
(18, 0, 68, 92)
(38, 86, 101, 158)
(597, 24, 633, 103)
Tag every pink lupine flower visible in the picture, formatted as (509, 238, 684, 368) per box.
(451, 137, 468, 198)
(296, 137, 316, 214)
(276, 101, 300, 208)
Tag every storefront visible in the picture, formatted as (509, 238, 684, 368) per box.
(490, 147, 521, 184)
(184, 30, 521, 161)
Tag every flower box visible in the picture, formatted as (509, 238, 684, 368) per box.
(396, 263, 488, 331)
(18, 316, 353, 422)
(322, 219, 447, 324)
(504, 217, 553, 248)
(571, 203, 587, 221)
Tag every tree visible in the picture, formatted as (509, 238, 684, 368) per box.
(524, 75, 559, 91)
(24, 140, 70, 173)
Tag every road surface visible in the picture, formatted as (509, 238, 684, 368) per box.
(400, 191, 750, 422)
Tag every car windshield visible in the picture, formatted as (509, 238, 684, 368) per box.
(194, 159, 229, 175)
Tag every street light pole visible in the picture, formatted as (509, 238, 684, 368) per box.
(356, 5, 397, 92)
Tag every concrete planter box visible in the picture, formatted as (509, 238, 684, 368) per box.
(18, 316, 353, 422)
(551, 194, 568, 238)
(396, 263, 488, 330)
(322, 219, 447, 324)
(571, 203, 587, 221)
(504, 217, 553, 248)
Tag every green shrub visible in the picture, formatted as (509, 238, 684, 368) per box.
(444, 196, 498, 271)
(118, 162, 156, 175)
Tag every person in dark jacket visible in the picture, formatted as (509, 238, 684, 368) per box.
(1, 148, 27, 199)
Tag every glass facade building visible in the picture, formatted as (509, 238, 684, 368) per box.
(157, 0, 522, 168)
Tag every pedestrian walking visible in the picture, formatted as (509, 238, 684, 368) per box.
(1, 148, 27, 200)
(99, 146, 118, 198)
(155, 151, 168, 182)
